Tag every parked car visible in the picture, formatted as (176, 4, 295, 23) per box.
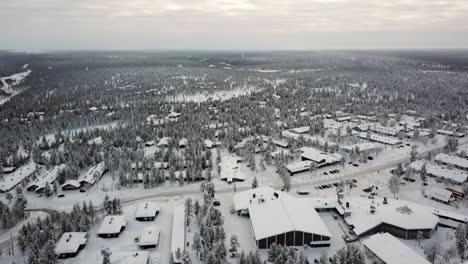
(213, 200, 221, 206)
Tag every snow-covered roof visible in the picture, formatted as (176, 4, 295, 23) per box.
(61, 180, 81, 189)
(336, 116, 351, 122)
(0, 161, 37, 192)
(286, 160, 312, 173)
(204, 139, 214, 148)
(290, 126, 310, 134)
(363, 233, 430, 264)
(271, 139, 289, 148)
(135, 202, 160, 219)
(432, 208, 468, 223)
(27, 164, 66, 191)
(145, 140, 155, 146)
(219, 156, 245, 182)
(79, 162, 105, 185)
(97, 215, 126, 235)
(171, 201, 185, 262)
(158, 137, 171, 147)
(425, 187, 453, 203)
(271, 149, 291, 159)
(343, 197, 439, 236)
(341, 143, 380, 152)
(358, 133, 401, 145)
(435, 153, 468, 170)
(179, 138, 188, 147)
(139, 226, 160, 247)
(55, 232, 87, 255)
(409, 161, 468, 184)
(371, 125, 401, 136)
(2, 166, 15, 173)
(154, 162, 168, 169)
(298, 147, 342, 166)
(166, 111, 181, 119)
(243, 187, 331, 240)
(87, 136, 103, 145)
(233, 186, 280, 211)
(436, 129, 454, 136)
(457, 147, 468, 157)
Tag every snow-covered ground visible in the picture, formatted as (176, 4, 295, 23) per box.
(0, 69, 32, 105)
(166, 85, 262, 103)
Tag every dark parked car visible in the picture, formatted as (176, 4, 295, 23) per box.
(213, 200, 221, 206)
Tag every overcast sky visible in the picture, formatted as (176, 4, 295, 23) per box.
(1, 0, 468, 50)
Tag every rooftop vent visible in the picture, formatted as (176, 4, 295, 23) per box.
(397, 205, 413, 214)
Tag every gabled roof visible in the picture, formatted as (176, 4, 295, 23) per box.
(139, 226, 160, 247)
(0, 161, 37, 192)
(27, 164, 66, 191)
(363, 233, 430, 264)
(97, 215, 126, 235)
(425, 187, 453, 203)
(79, 162, 105, 185)
(55, 232, 87, 255)
(235, 187, 331, 240)
(61, 180, 81, 189)
(135, 202, 160, 218)
(435, 153, 468, 170)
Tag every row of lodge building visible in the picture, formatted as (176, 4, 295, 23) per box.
(61, 162, 106, 190)
(27, 164, 66, 193)
(286, 146, 343, 174)
(0, 161, 38, 193)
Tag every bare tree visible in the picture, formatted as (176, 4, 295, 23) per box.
(388, 175, 400, 198)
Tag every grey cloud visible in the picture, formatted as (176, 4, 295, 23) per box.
(1, 0, 467, 49)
